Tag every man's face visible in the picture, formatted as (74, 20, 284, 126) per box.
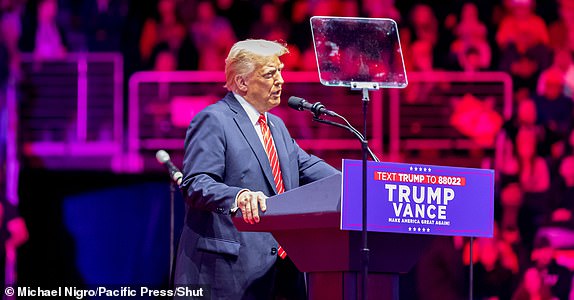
(244, 56, 284, 113)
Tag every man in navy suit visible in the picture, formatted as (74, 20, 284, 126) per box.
(174, 39, 339, 299)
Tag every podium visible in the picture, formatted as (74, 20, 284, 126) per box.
(233, 174, 433, 300)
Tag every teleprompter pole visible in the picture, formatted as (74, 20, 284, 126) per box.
(351, 82, 379, 300)
(361, 88, 369, 300)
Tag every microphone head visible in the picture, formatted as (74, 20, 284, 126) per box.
(156, 150, 170, 164)
(288, 96, 305, 111)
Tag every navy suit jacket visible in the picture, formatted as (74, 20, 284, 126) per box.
(174, 92, 339, 299)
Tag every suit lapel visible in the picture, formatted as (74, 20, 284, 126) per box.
(224, 94, 278, 194)
(268, 116, 292, 191)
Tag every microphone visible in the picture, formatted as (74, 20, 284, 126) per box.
(288, 96, 338, 117)
(156, 150, 183, 186)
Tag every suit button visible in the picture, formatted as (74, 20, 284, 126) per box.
(271, 247, 277, 255)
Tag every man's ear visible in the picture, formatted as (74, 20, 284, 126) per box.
(235, 75, 248, 92)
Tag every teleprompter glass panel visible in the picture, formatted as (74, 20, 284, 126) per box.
(310, 16, 407, 88)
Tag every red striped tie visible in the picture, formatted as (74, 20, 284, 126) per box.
(258, 114, 287, 259)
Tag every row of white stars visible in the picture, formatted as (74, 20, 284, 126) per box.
(408, 227, 431, 232)
(410, 166, 432, 172)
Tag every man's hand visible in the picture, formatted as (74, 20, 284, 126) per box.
(237, 191, 268, 224)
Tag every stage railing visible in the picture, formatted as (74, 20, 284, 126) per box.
(12, 66, 511, 173)
(16, 52, 124, 170)
(388, 71, 512, 166)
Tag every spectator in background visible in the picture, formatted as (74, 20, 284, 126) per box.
(1, 0, 24, 79)
(496, 0, 549, 50)
(81, 0, 129, 52)
(248, 2, 290, 41)
(547, 155, 574, 229)
(310, 0, 340, 17)
(449, 2, 491, 71)
(408, 4, 438, 47)
(499, 29, 553, 93)
(450, 94, 504, 147)
(297, 0, 343, 72)
(149, 42, 176, 72)
(175, 0, 196, 30)
(529, 236, 573, 300)
(402, 39, 445, 104)
(500, 183, 524, 237)
(514, 127, 551, 250)
(139, 0, 197, 70)
(190, 0, 236, 70)
(55, 0, 85, 51)
(145, 37, 197, 71)
(338, 0, 359, 17)
(299, 46, 318, 72)
(516, 126, 551, 194)
(398, 25, 413, 71)
(288, 0, 317, 71)
(498, 139, 521, 189)
(0, 197, 28, 294)
(287, 0, 312, 55)
(497, 0, 553, 92)
(423, 2, 457, 69)
(466, 237, 516, 300)
(19, 0, 67, 60)
(276, 43, 301, 71)
(416, 236, 466, 300)
(547, 6, 570, 52)
(410, 40, 434, 72)
(501, 98, 558, 158)
(361, 0, 401, 22)
(533, 68, 573, 140)
(561, 0, 574, 53)
(213, 0, 257, 41)
(511, 267, 554, 300)
(455, 2, 488, 44)
(456, 46, 489, 72)
(140, 0, 183, 60)
(537, 49, 574, 99)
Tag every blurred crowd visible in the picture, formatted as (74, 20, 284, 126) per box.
(1, 0, 574, 299)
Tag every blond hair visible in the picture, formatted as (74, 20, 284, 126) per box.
(224, 39, 288, 92)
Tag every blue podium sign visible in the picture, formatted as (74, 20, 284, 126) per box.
(341, 159, 494, 237)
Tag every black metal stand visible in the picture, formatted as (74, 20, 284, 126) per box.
(469, 237, 474, 300)
(360, 88, 369, 300)
(169, 181, 176, 286)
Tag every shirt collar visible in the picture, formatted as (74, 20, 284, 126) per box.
(233, 92, 267, 126)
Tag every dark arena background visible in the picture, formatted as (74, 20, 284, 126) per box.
(1, 0, 573, 299)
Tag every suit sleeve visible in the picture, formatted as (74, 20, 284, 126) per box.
(180, 110, 241, 213)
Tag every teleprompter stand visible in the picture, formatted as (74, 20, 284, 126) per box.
(308, 16, 409, 298)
